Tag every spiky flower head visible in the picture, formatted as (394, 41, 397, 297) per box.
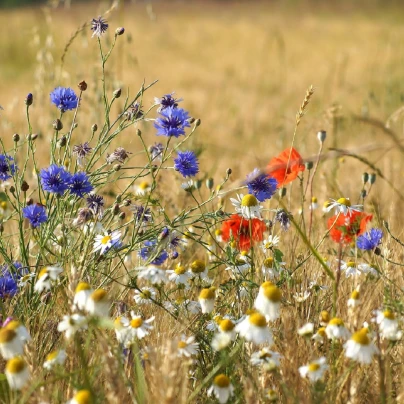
(50, 87, 78, 112)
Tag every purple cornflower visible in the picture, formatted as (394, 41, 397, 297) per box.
(131, 204, 152, 225)
(174, 151, 199, 178)
(139, 240, 168, 265)
(0, 262, 26, 299)
(50, 87, 78, 112)
(357, 228, 383, 251)
(275, 209, 291, 231)
(155, 93, 182, 112)
(69, 172, 93, 198)
(86, 194, 104, 219)
(23, 204, 47, 228)
(154, 107, 190, 138)
(91, 16, 108, 38)
(40, 165, 72, 195)
(149, 143, 164, 162)
(72, 142, 92, 166)
(246, 169, 278, 202)
(0, 154, 17, 181)
(125, 102, 143, 121)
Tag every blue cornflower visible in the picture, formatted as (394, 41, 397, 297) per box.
(22, 204, 47, 228)
(69, 172, 93, 198)
(86, 194, 104, 218)
(139, 240, 168, 265)
(0, 154, 17, 181)
(40, 165, 72, 195)
(357, 228, 383, 250)
(0, 262, 26, 299)
(154, 107, 190, 138)
(155, 93, 182, 112)
(50, 87, 79, 112)
(246, 168, 278, 202)
(174, 151, 199, 178)
(91, 16, 108, 38)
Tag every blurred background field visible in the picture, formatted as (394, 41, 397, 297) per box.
(2, 0, 404, 225)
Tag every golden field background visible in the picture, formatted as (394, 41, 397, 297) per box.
(1, 0, 404, 225)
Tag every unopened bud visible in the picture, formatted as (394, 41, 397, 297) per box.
(115, 27, 125, 36)
(78, 81, 87, 91)
(92, 124, 98, 132)
(189, 117, 195, 124)
(119, 212, 126, 220)
(27, 133, 38, 141)
(317, 130, 326, 142)
(279, 187, 287, 197)
(374, 247, 381, 256)
(0, 223, 4, 234)
(26, 198, 33, 206)
(113, 164, 121, 172)
(171, 251, 179, 259)
(113, 204, 120, 215)
(21, 181, 29, 192)
(58, 136, 67, 148)
(360, 189, 367, 198)
(195, 180, 202, 189)
(13, 134, 19, 142)
(369, 173, 376, 184)
(206, 178, 214, 190)
(113, 88, 122, 99)
(53, 119, 63, 131)
(123, 199, 131, 207)
(136, 129, 141, 136)
(362, 172, 369, 184)
(9, 186, 15, 194)
(25, 93, 33, 106)
(226, 168, 232, 176)
(305, 161, 313, 170)
(195, 118, 201, 126)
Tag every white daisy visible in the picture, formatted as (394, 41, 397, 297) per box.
(67, 389, 92, 404)
(207, 374, 234, 404)
(297, 323, 314, 337)
(254, 282, 282, 321)
(133, 287, 156, 305)
(261, 257, 286, 279)
(114, 316, 130, 345)
(211, 332, 233, 351)
(235, 312, 273, 345)
(199, 288, 216, 314)
(5, 357, 29, 390)
(92, 230, 121, 254)
(230, 193, 263, 220)
(312, 327, 327, 344)
(344, 328, 379, 364)
(167, 263, 191, 286)
(293, 290, 311, 302)
(374, 310, 402, 340)
(57, 314, 87, 339)
(85, 289, 110, 317)
(188, 259, 208, 280)
(135, 180, 151, 195)
(225, 258, 251, 278)
(250, 347, 281, 369)
(73, 282, 93, 311)
(137, 265, 167, 284)
(43, 349, 67, 370)
(299, 357, 328, 382)
(358, 263, 380, 277)
(0, 328, 24, 359)
(325, 318, 351, 340)
(347, 289, 361, 308)
(177, 335, 199, 357)
(309, 196, 319, 210)
(338, 260, 361, 278)
(4, 321, 31, 342)
(326, 197, 363, 216)
(122, 313, 154, 343)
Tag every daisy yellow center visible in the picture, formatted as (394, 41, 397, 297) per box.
(259, 352, 272, 359)
(0, 329, 17, 343)
(175, 265, 186, 275)
(317, 327, 326, 337)
(139, 181, 149, 190)
(38, 268, 48, 278)
(323, 201, 331, 208)
(351, 290, 360, 300)
(246, 308, 258, 316)
(320, 311, 330, 323)
(214, 374, 230, 388)
(191, 260, 205, 273)
(337, 197, 351, 207)
(241, 194, 258, 207)
(74, 390, 92, 404)
(90, 289, 108, 302)
(0, 201, 7, 209)
(101, 235, 111, 245)
(311, 197, 318, 203)
(220, 319, 235, 332)
(215, 229, 222, 236)
(140, 290, 151, 299)
(199, 288, 215, 300)
(351, 328, 370, 345)
(6, 357, 25, 374)
(249, 313, 267, 327)
(308, 363, 320, 372)
(46, 350, 59, 362)
(175, 297, 185, 305)
(177, 341, 187, 349)
(346, 261, 355, 268)
(130, 318, 143, 328)
(76, 282, 91, 293)
(329, 317, 344, 327)
(5, 321, 20, 331)
(261, 281, 274, 289)
(240, 250, 248, 256)
(263, 258, 274, 267)
(230, 240, 237, 249)
(383, 310, 395, 320)
(263, 285, 282, 302)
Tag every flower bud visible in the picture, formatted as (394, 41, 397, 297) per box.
(136, 129, 142, 136)
(189, 117, 195, 124)
(195, 180, 202, 189)
(9, 186, 15, 194)
(123, 199, 131, 207)
(113, 164, 121, 171)
(13, 134, 19, 142)
(305, 161, 313, 170)
(279, 187, 287, 197)
(26, 198, 33, 206)
(25, 93, 33, 106)
(58, 136, 67, 148)
(360, 189, 367, 198)
(119, 212, 126, 220)
(115, 27, 125, 36)
(226, 168, 232, 176)
(113, 204, 120, 215)
(27, 133, 38, 141)
(317, 130, 326, 142)
(195, 118, 201, 126)
(369, 173, 376, 184)
(362, 172, 369, 184)
(53, 119, 63, 131)
(0, 223, 4, 234)
(206, 178, 214, 190)
(113, 88, 122, 99)
(21, 181, 29, 192)
(92, 124, 98, 132)
(78, 81, 87, 91)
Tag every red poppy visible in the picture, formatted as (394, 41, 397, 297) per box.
(328, 211, 372, 244)
(221, 214, 266, 251)
(267, 147, 305, 188)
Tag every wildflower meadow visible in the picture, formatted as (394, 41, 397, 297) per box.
(0, 1, 403, 403)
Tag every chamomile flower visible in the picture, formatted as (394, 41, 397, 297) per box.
(262, 234, 280, 252)
(135, 180, 151, 195)
(375, 310, 402, 340)
(138, 265, 167, 284)
(122, 313, 154, 342)
(254, 282, 282, 321)
(177, 335, 199, 357)
(298, 323, 314, 337)
(319, 310, 330, 326)
(261, 257, 286, 279)
(57, 314, 87, 339)
(312, 327, 327, 344)
(73, 282, 93, 311)
(5, 357, 29, 390)
(211, 332, 233, 351)
(85, 289, 110, 317)
(188, 259, 208, 280)
(310, 196, 319, 210)
(325, 318, 351, 340)
(43, 349, 67, 370)
(250, 347, 281, 369)
(114, 316, 129, 345)
(225, 257, 251, 277)
(326, 197, 363, 216)
(347, 288, 361, 308)
(93, 230, 121, 255)
(299, 357, 328, 382)
(0, 328, 24, 359)
(293, 290, 311, 302)
(167, 263, 191, 286)
(230, 193, 263, 220)
(338, 260, 361, 278)
(199, 288, 216, 314)
(235, 311, 274, 345)
(358, 263, 380, 277)
(34, 265, 63, 293)
(4, 321, 31, 342)
(218, 319, 237, 339)
(133, 287, 156, 305)
(207, 374, 234, 404)
(67, 389, 92, 404)
(344, 328, 379, 364)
